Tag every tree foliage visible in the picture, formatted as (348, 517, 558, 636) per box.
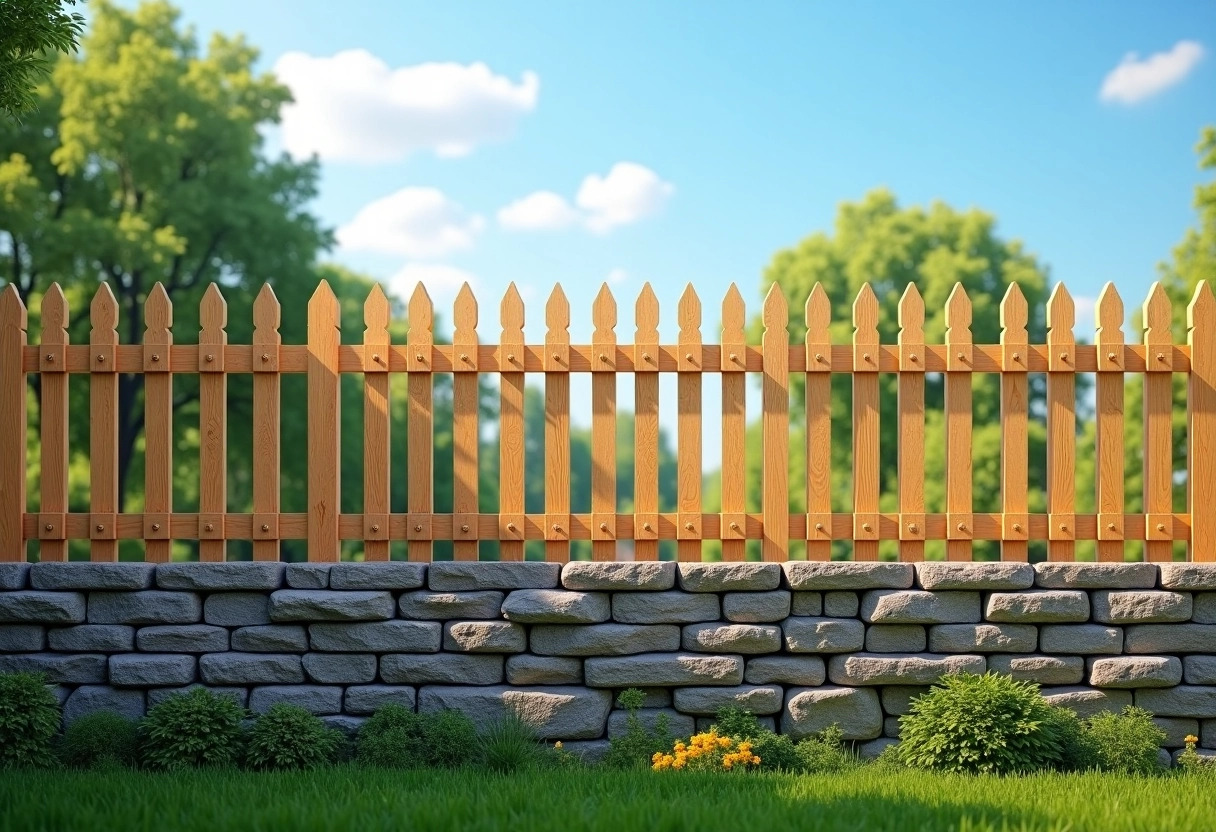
(0, 0, 84, 119)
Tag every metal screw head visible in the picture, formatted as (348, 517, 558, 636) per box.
(506, 353, 516, 363)
(1157, 523, 1167, 532)
(44, 524, 52, 531)
(261, 524, 270, 532)
(460, 353, 469, 362)
(729, 352, 738, 363)
(599, 353, 608, 363)
(413, 524, 423, 532)
(506, 523, 516, 532)
(1107, 352, 1117, 361)
(600, 523, 609, 532)
(206, 354, 214, 362)
(552, 524, 561, 532)
(96, 354, 104, 363)
(371, 524, 380, 533)
(205, 523, 214, 532)
(957, 523, 967, 532)
(152, 353, 160, 361)
(908, 523, 919, 533)
(729, 522, 740, 531)
(95, 524, 104, 531)
(262, 353, 270, 362)
(1107, 523, 1117, 531)
(642, 523, 653, 532)
(152, 523, 160, 531)
(552, 352, 561, 362)
(1059, 523, 1068, 532)
(372, 353, 380, 362)
(862, 523, 872, 532)
(1059, 352, 1068, 362)
(814, 352, 824, 363)
(1157, 352, 1166, 362)
(684, 523, 695, 531)
(1013, 523, 1022, 533)
(45, 354, 53, 362)
(1013, 351, 1022, 362)
(642, 352, 651, 362)
(910, 353, 919, 362)
(814, 523, 824, 532)
(957, 352, 966, 361)
(460, 524, 470, 533)
(416, 353, 425, 362)
(863, 352, 871, 362)
(685, 353, 695, 363)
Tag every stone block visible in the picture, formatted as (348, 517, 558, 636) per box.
(1194, 593, 1216, 624)
(1041, 686, 1133, 719)
(204, 593, 271, 627)
(782, 686, 883, 740)
(269, 590, 394, 622)
(285, 564, 331, 589)
(428, 562, 560, 591)
(880, 686, 928, 715)
(322, 715, 367, 736)
(1135, 686, 1216, 718)
(782, 617, 865, 653)
(0, 624, 44, 651)
(1203, 719, 1216, 749)
(1153, 717, 1199, 747)
(47, 624, 133, 652)
(988, 655, 1084, 685)
(530, 623, 679, 656)
(1039, 624, 1123, 654)
(0, 563, 29, 590)
(501, 589, 611, 624)
(607, 708, 694, 738)
(506, 655, 583, 685)
(1089, 656, 1182, 688)
(791, 592, 824, 617)
(1033, 562, 1157, 589)
(1185, 656, 1216, 685)
(0, 652, 106, 683)
(744, 656, 826, 686)
(915, 562, 1034, 590)
(611, 591, 719, 624)
(862, 591, 981, 624)
(443, 621, 527, 653)
(399, 591, 504, 620)
(561, 740, 612, 764)
(1160, 564, 1216, 590)
(109, 653, 195, 686)
(682, 623, 781, 654)
(865, 625, 926, 653)
(822, 592, 857, 617)
(88, 591, 200, 625)
(673, 685, 783, 715)
(343, 685, 417, 714)
(147, 685, 246, 708)
(0, 591, 86, 624)
(678, 563, 781, 592)
(884, 715, 901, 737)
(231, 625, 308, 652)
(783, 562, 914, 590)
(309, 620, 441, 652)
(1124, 624, 1216, 654)
(31, 563, 154, 590)
(984, 590, 1088, 623)
(722, 591, 791, 623)
(199, 652, 303, 685)
(1092, 590, 1192, 624)
(249, 685, 342, 715)
(63, 685, 145, 724)
(302, 653, 377, 684)
(328, 562, 426, 590)
(860, 737, 898, 759)
(156, 562, 283, 591)
(561, 562, 676, 591)
(418, 685, 612, 740)
(135, 624, 228, 653)
(928, 623, 1037, 653)
(828, 653, 985, 685)
(584, 653, 744, 687)
(380, 654, 504, 685)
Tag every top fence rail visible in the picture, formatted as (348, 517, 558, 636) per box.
(1, 277, 1213, 563)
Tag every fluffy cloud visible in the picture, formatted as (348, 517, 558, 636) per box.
(497, 163, 674, 234)
(337, 187, 485, 259)
(386, 263, 478, 307)
(1099, 41, 1205, 105)
(274, 50, 539, 162)
(607, 268, 629, 284)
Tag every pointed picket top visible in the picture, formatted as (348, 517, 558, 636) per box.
(1142, 281, 1172, 345)
(0, 283, 26, 331)
(678, 283, 701, 343)
(853, 283, 879, 344)
(804, 283, 830, 342)
(1000, 283, 1028, 343)
(592, 283, 617, 342)
(500, 282, 524, 341)
(944, 283, 972, 344)
(41, 283, 69, 336)
(364, 283, 390, 334)
(144, 283, 172, 337)
(1047, 282, 1075, 345)
(200, 282, 227, 335)
(546, 284, 570, 340)
(1189, 280, 1216, 338)
(453, 282, 478, 347)
(722, 283, 746, 344)
(407, 282, 434, 342)
(635, 283, 659, 342)
(90, 282, 118, 336)
(308, 278, 339, 320)
(253, 284, 281, 336)
(762, 282, 788, 330)
(897, 283, 924, 345)
(1096, 282, 1124, 348)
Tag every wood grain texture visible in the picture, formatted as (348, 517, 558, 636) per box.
(363, 285, 391, 561)
(591, 284, 618, 561)
(1095, 283, 1126, 561)
(143, 284, 173, 563)
(897, 283, 925, 562)
(89, 284, 119, 562)
(944, 284, 973, 561)
(407, 285, 434, 561)
(1188, 281, 1216, 562)
(633, 284, 660, 561)
(307, 280, 341, 562)
(252, 285, 281, 562)
(1143, 282, 1174, 562)
(805, 284, 832, 561)
(545, 286, 571, 562)
(198, 284, 228, 562)
(498, 284, 526, 561)
(853, 285, 880, 561)
(720, 284, 747, 561)
(761, 285, 789, 562)
(677, 284, 702, 562)
(1047, 283, 1077, 561)
(452, 284, 480, 561)
(0, 286, 26, 562)
(38, 285, 69, 562)
(999, 284, 1030, 562)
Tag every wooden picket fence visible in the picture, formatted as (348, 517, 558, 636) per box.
(0, 277, 1214, 563)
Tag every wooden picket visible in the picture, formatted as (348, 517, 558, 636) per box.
(1, 277, 1212, 564)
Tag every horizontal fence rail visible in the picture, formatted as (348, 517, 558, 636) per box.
(0, 278, 1213, 563)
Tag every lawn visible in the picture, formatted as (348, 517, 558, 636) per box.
(4, 766, 1212, 832)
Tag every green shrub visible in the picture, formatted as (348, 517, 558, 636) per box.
(711, 707, 799, 771)
(897, 672, 1063, 774)
(0, 672, 60, 769)
(602, 689, 673, 769)
(424, 709, 478, 768)
(59, 711, 139, 769)
(1044, 706, 1098, 772)
(794, 725, 858, 773)
(355, 705, 478, 769)
(483, 713, 548, 772)
(1082, 706, 1165, 775)
(139, 688, 245, 771)
(244, 704, 341, 771)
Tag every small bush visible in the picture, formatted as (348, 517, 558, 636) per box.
(603, 689, 673, 769)
(794, 725, 858, 773)
(897, 672, 1063, 775)
(1177, 734, 1214, 773)
(355, 705, 478, 769)
(0, 672, 60, 769)
(1082, 706, 1165, 775)
(140, 688, 246, 771)
(483, 713, 548, 772)
(245, 704, 341, 771)
(58, 711, 139, 769)
(1044, 706, 1098, 772)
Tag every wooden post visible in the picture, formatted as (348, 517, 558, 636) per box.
(720, 284, 747, 562)
(0, 286, 26, 562)
(362, 284, 391, 561)
(407, 285, 434, 562)
(39, 285, 69, 562)
(591, 284, 618, 561)
(761, 284, 789, 562)
(999, 284, 1029, 562)
(852, 284, 880, 561)
(1095, 284, 1126, 562)
(199, 284, 228, 562)
(944, 284, 973, 561)
(89, 284, 119, 562)
(498, 284, 526, 561)
(1046, 284, 1076, 561)
(544, 286, 571, 562)
(897, 284, 925, 562)
(143, 284, 173, 563)
(805, 284, 832, 561)
(307, 280, 341, 562)
(252, 285, 281, 562)
(633, 284, 660, 561)
(452, 284, 480, 561)
(677, 285, 702, 562)
(1142, 282, 1174, 562)
(1188, 281, 1216, 562)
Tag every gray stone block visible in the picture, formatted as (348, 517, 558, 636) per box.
(606, 708, 693, 738)
(231, 625, 308, 652)
(1039, 624, 1123, 654)
(828, 653, 985, 685)
(678, 563, 781, 592)
(823, 592, 857, 617)
(47, 624, 134, 652)
(0, 652, 106, 683)
(928, 623, 1037, 653)
(915, 562, 1034, 590)
(302, 652, 377, 684)
(309, 620, 441, 653)
(792, 592, 824, 617)
(1041, 686, 1133, 718)
(880, 686, 928, 715)
(884, 715, 901, 737)
(722, 591, 790, 623)
(531, 623, 679, 656)
(1135, 686, 1216, 718)
(1092, 590, 1192, 624)
(783, 617, 865, 653)
(860, 737, 898, 759)
(1089, 656, 1182, 688)
(1194, 593, 1216, 624)
(783, 562, 914, 590)
(428, 562, 560, 591)
(31, 563, 155, 590)
(506, 655, 583, 685)
(682, 623, 781, 654)
(88, 591, 201, 625)
(269, 590, 394, 622)
(1185, 656, 1216, 685)
(285, 564, 331, 589)
(0, 591, 86, 623)
(1203, 719, 1216, 748)
(1034, 562, 1157, 589)
(343, 685, 416, 714)
(322, 715, 367, 736)
(147, 685, 247, 709)
(743, 655, 826, 686)
(135, 625, 228, 653)
(561, 739, 612, 764)
(584, 653, 744, 687)
(988, 655, 1084, 685)
(204, 593, 271, 627)
(984, 590, 1088, 623)
(1160, 564, 1216, 590)
(865, 625, 926, 653)
(673, 685, 783, 715)
(63, 685, 145, 724)
(1124, 624, 1216, 654)
(110, 653, 196, 686)
(249, 685, 342, 715)
(0, 624, 44, 651)
(0, 563, 29, 590)
(1152, 716, 1198, 747)
(783, 686, 883, 740)
(380, 653, 504, 685)
(862, 591, 981, 624)
(611, 591, 719, 624)
(418, 685, 612, 740)
(561, 562, 675, 591)
(329, 562, 426, 590)
(443, 621, 527, 653)
(199, 652, 304, 685)
(398, 591, 504, 620)
(501, 589, 610, 624)
(157, 562, 283, 590)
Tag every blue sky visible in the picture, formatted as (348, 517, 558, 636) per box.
(120, 1, 1216, 468)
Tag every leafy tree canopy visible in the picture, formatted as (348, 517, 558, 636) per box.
(0, 0, 84, 119)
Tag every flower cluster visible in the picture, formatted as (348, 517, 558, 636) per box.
(651, 730, 760, 772)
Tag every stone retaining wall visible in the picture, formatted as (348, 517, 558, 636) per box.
(4, 560, 1216, 763)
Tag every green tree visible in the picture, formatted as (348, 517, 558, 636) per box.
(0, 0, 83, 119)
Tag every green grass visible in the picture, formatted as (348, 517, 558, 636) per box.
(3, 766, 1213, 832)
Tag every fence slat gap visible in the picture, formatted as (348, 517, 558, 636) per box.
(406, 284, 435, 562)
(999, 283, 1030, 562)
(498, 283, 526, 561)
(677, 284, 703, 562)
(761, 284, 789, 562)
(720, 284, 747, 562)
(89, 283, 120, 562)
(1047, 283, 1077, 561)
(1095, 283, 1126, 562)
(362, 284, 391, 561)
(544, 286, 571, 562)
(944, 283, 974, 561)
(805, 283, 832, 561)
(252, 284, 281, 562)
(143, 284, 173, 563)
(633, 284, 660, 561)
(897, 283, 925, 562)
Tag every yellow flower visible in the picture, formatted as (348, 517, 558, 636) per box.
(554, 741, 563, 749)
(1186, 735, 1199, 744)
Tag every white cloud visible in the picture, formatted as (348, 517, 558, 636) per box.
(607, 268, 629, 284)
(1099, 40, 1204, 105)
(274, 50, 539, 162)
(337, 187, 484, 259)
(385, 263, 478, 308)
(497, 190, 581, 231)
